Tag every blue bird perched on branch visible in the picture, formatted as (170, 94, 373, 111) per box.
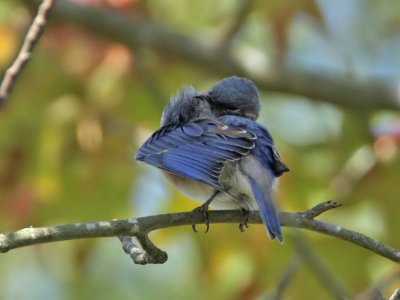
(136, 76, 289, 242)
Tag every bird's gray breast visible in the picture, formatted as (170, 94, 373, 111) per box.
(211, 161, 258, 211)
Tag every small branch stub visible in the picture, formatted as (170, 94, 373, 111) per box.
(118, 235, 168, 264)
(0, 235, 10, 253)
(303, 201, 342, 219)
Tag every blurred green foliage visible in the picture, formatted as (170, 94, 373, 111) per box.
(1, 0, 400, 299)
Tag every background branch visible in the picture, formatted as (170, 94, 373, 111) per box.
(1, 202, 399, 265)
(219, 0, 254, 52)
(25, 0, 400, 110)
(355, 270, 400, 300)
(0, 0, 55, 107)
(273, 255, 301, 300)
(290, 232, 349, 299)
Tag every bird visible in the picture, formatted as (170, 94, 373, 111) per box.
(135, 76, 289, 242)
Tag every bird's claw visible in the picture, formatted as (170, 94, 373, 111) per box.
(192, 204, 210, 233)
(191, 191, 219, 233)
(239, 222, 249, 232)
(239, 209, 250, 232)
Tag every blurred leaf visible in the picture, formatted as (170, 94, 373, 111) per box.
(0, 26, 17, 67)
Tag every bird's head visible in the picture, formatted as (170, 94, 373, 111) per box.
(202, 76, 261, 120)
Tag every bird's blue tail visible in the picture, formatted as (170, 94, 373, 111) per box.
(248, 176, 283, 243)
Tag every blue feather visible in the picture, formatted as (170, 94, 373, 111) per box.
(136, 119, 255, 190)
(248, 176, 283, 242)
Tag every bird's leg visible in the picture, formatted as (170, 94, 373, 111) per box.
(239, 208, 250, 232)
(192, 190, 220, 233)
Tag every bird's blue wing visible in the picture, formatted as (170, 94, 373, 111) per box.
(219, 115, 289, 177)
(136, 120, 256, 190)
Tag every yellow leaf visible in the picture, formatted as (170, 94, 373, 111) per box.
(0, 26, 17, 67)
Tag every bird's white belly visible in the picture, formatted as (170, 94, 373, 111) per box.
(163, 169, 260, 211)
(163, 171, 214, 203)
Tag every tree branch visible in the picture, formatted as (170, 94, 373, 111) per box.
(0, 0, 55, 108)
(389, 289, 400, 300)
(0, 201, 399, 265)
(25, 0, 400, 110)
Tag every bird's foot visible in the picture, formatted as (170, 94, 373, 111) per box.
(191, 190, 220, 233)
(239, 208, 250, 232)
(192, 203, 211, 233)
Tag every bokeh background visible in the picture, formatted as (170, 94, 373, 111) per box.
(1, 0, 400, 299)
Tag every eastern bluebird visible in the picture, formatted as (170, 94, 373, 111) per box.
(136, 77, 289, 242)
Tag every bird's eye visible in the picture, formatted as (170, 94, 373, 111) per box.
(225, 105, 240, 112)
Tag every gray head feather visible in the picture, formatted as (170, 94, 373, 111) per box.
(207, 76, 260, 120)
(161, 77, 261, 126)
(161, 86, 213, 126)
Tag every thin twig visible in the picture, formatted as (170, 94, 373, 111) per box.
(389, 289, 400, 300)
(0, 202, 399, 265)
(0, 0, 55, 107)
(303, 200, 342, 219)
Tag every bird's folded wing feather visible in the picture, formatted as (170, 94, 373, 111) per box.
(219, 115, 289, 177)
(136, 120, 256, 189)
